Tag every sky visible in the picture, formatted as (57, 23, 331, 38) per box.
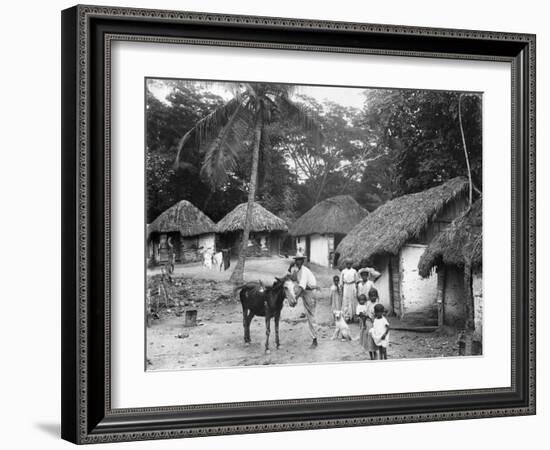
(147, 78, 370, 110)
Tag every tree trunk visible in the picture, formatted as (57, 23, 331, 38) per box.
(314, 165, 330, 204)
(463, 261, 474, 330)
(230, 117, 262, 284)
(458, 94, 473, 207)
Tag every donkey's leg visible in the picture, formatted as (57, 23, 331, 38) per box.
(245, 311, 254, 344)
(274, 312, 281, 349)
(265, 316, 271, 354)
(241, 305, 248, 343)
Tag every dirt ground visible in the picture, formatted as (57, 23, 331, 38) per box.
(146, 257, 467, 371)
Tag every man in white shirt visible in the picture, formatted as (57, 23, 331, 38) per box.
(289, 255, 318, 348)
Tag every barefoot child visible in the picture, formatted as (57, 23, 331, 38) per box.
(361, 288, 380, 359)
(369, 303, 390, 359)
(356, 294, 371, 357)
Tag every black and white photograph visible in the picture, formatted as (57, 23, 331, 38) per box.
(145, 78, 483, 371)
(1, 0, 543, 446)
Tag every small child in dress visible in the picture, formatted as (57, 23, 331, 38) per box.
(356, 294, 370, 355)
(362, 288, 380, 359)
(369, 303, 390, 359)
(330, 275, 342, 324)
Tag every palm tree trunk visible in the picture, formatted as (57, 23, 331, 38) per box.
(458, 94, 473, 207)
(314, 166, 329, 204)
(230, 117, 262, 283)
(463, 260, 474, 330)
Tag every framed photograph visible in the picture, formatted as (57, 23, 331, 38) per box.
(61, 4, 536, 444)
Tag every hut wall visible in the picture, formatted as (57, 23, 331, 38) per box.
(269, 233, 282, 255)
(255, 232, 271, 254)
(221, 232, 240, 256)
(147, 239, 153, 259)
(399, 244, 438, 322)
(309, 233, 333, 267)
(472, 270, 483, 338)
(152, 232, 180, 264)
(389, 255, 401, 317)
(152, 240, 159, 263)
(443, 266, 467, 327)
(295, 236, 308, 258)
(222, 232, 281, 257)
(180, 236, 199, 263)
(198, 233, 216, 253)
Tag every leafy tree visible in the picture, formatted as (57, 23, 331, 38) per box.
(175, 83, 322, 283)
(145, 82, 226, 222)
(272, 96, 375, 212)
(357, 88, 482, 202)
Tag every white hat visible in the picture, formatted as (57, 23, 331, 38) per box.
(358, 267, 381, 278)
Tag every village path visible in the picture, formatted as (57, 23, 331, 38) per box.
(146, 257, 465, 371)
(148, 256, 340, 285)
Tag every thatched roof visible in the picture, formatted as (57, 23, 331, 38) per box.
(418, 199, 482, 278)
(289, 195, 368, 236)
(336, 177, 469, 268)
(149, 200, 216, 237)
(216, 202, 288, 233)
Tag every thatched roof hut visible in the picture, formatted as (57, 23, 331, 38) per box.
(289, 195, 368, 236)
(418, 199, 482, 278)
(148, 200, 216, 237)
(336, 177, 469, 268)
(216, 202, 288, 233)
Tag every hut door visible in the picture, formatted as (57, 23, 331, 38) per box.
(399, 244, 438, 323)
(388, 256, 401, 317)
(305, 236, 311, 261)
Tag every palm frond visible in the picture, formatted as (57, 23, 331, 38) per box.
(200, 104, 255, 188)
(275, 96, 323, 146)
(174, 97, 242, 169)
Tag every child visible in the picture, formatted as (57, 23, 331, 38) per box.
(356, 294, 370, 355)
(365, 287, 380, 322)
(330, 275, 342, 314)
(369, 303, 390, 359)
(361, 288, 380, 359)
(356, 294, 368, 317)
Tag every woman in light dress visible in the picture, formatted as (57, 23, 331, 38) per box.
(330, 275, 342, 311)
(329, 275, 343, 325)
(340, 259, 358, 322)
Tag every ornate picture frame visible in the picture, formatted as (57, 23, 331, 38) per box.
(61, 4, 535, 444)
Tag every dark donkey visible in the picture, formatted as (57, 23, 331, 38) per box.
(235, 276, 297, 353)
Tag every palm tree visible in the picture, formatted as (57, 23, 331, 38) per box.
(458, 93, 473, 207)
(175, 83, 322, 283)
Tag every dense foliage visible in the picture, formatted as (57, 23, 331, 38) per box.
(146, 81, 482, 224)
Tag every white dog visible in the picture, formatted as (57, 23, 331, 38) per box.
(331, 310, 353, 341)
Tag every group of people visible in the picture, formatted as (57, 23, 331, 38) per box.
(288, 255, 390, 360)
(330, 259, 389, 359)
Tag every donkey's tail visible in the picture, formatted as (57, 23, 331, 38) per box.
(232, 283, 250, 301)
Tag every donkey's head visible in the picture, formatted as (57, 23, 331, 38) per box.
(274, 275, 298, 307)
